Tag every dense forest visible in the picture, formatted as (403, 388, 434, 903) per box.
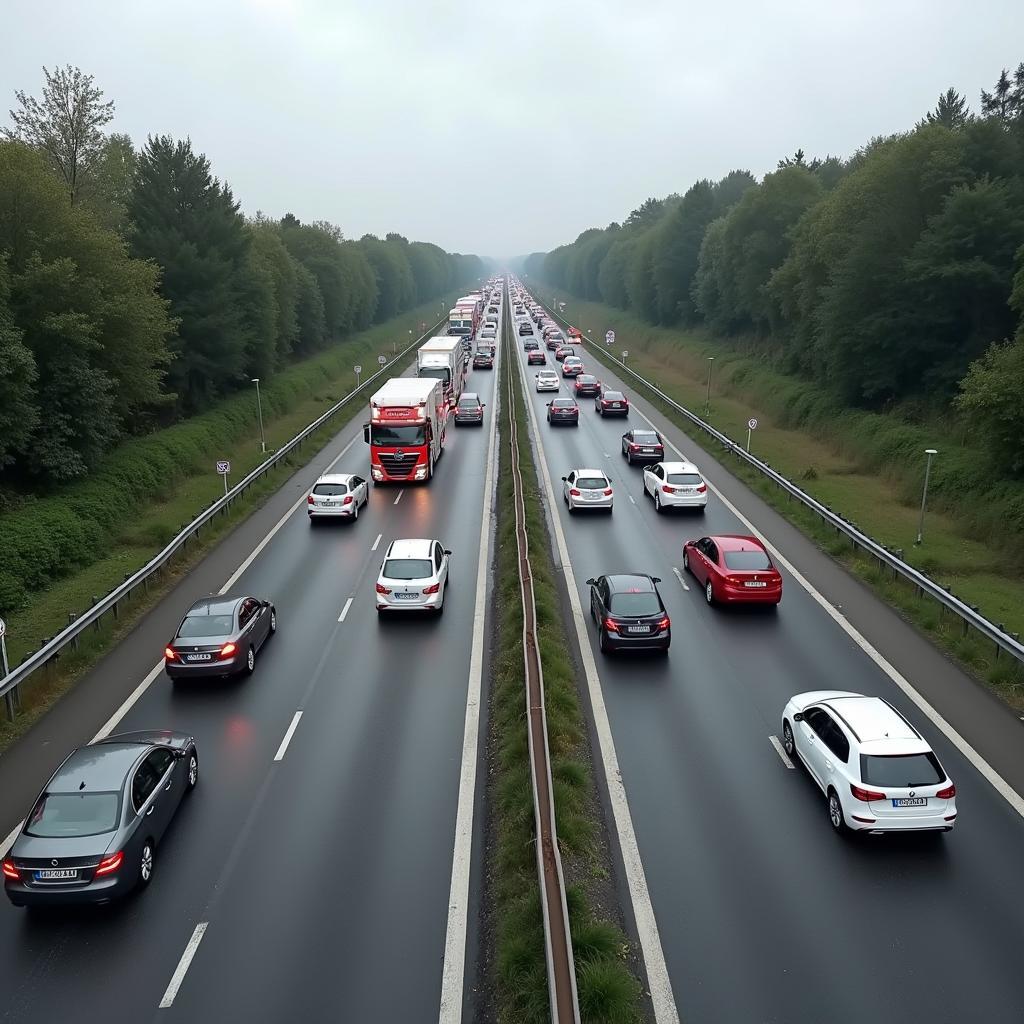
(0, 66, 482, 490)
(526, 64, 1024, 477)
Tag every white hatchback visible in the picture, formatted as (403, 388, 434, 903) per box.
(781, 691, 957, 836)
(307, 473, 369, 522)
(375, 538, 451, 614)
(562, 469, 613, 513)
(642, 461, 707, 513)
(535, 370, 560, 392)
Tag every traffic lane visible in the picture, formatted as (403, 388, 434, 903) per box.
(562, 336, 1024, 802)
(164, 364, 496, 1021)
(526, 373, 1024, 1021)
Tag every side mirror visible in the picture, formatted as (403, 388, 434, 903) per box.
(561, 476, 567, 482)
(480, 403, 485, 408)
(793, 712, 804, 723)
(652, 577, 662, 584)
(362, 424, 370, 444)
(444, 549, 452, 556)
(172, 747, 186, 760)
(585, 578, 596, 586)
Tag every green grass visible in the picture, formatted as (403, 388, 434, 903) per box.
(487, 322, 645, 1023)
(541, 292, 1024, 710)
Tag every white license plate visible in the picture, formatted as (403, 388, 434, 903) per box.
(186, 653, 213, 661)
(642, 448, 654, 453)
(744, 581, 768, 588)
(892, 797, 928, 807)
(610, 403, 621, 408)
(626, 626, 649, 634)
(394, 592, 419, 600)
(35, 869, 78, 880)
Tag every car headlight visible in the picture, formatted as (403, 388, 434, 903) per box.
(414, 467, 427, 479)
(372, 467, 383, 480)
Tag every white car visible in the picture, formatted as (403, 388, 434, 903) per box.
(375, 538, 451, 614)
(643, 461, 707, 513)
(561, 469, 613, 513)
(535, 370, 560, 392)
(480, 326, 496, 339)
(781, 691, 957, 836)
(307, 473, 369, 522)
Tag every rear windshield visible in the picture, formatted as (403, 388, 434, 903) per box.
(860, 752, 944, 787)
(603, 392, 624, 401)
(723, 550, 772, 571)
(578, 376, 596, 383)
(667, 473, 702, 485)
(552, 399, 576, 408)
(634, 432, 659, 443)
(313, 482, 348, 496)
(26, 792, 121, 838)
(608, 592, 661, 616)
(459, 397, 480, 407)
(383, 558, 433, 580)
(577, 477, 608, 489)
(179, 614, 234, 637)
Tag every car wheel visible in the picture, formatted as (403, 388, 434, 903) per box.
(138, 841, 154, 890)
(567, 500, 575, 515)
(186, 750, 199, 791)
(599, 629, 612, 654)
(269, 608, 277, 634)
(828, 788, 849, 835)
(626, 452, 633, 465)
(705, 580, 714, 606)
(245, 646, 256, 675)
(436, 596, 445, 616)
(782, 722, 795, 758)
(352, 500, 359, 521)
(655, 491, 662, 514)
(682, 550, 690, 572)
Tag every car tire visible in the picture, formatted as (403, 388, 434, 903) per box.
(567, 501, 575, 515)
(436, 597, 445, 616)
(186, 750, 199, 791)
(599, 629, 612, 654)
(626, 452, 633, 465)
(244, 646, 256, 676)
(682, 550, 690, 571)
(655, 492, 663, 514)
(353, 500, 359, 521)
(828, 788, 849, 835)
(705, 580, 715, 606)
(782, 722, 795, 759)
(138, 840, 154, 890)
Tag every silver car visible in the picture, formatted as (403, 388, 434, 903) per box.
(307, 473, 369, 522)
(376, 538, 451, 614)
(562, 469, 614, 513)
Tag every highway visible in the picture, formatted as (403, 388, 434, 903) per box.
(0, 308, 502, 1021)
(510, 293, 1024, 1024)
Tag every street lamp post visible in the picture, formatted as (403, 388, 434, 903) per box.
(915, 448, 939, 545)
(251, 378, 266, 454)
(703, 357, 715, 417)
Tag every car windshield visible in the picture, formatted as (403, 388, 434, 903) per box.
(579, 376, 596, 383)
(370, 424, 426, 445)
(459, 397, 480, 408)
(723, 550, 772, 571)
(608, 592, 661, 616)
(383, 558, 434, 580)
(553, 399, 575, 408)
(860, 752, 944, 787)
(419, 367, 450, 383)
(634, 432, 659, 443)
(667, 472, 702, 485)
(577, 477, 608, 489)
(603, 392, 624, 401)
(26, 792, 121, 838)
(313, 482, 348, 495)
(179, 613, 235, 637)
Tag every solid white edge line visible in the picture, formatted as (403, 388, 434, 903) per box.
(273, 711, 303, 762)
(158, 921, 209, 1008)
(672, 567, 689, 592)
(513, 331, 681, 1023)
(372, 533, 382, 551)
(393, 489, 404, 506)
(437, 310, 501, 1024)
(630, 406, 1024, 819)
(769, 735, 796, 769)
(338, 598, 354, 623)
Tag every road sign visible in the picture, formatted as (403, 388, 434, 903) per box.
(420, 321, 426, 332)
(354, 365, 362, 375)
(378, 355, 387, 366)
(0, 617, 6, 640)
(605, 330, 615, 346)
(216, 461, 231, 475)
(748, 418, 758, 430)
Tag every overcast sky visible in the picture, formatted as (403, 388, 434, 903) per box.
(4, 1, 1023, 258)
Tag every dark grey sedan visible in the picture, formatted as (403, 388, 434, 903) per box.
(3, 731, 198, 907)
(164, 595, 276, 681)
(454, 393, 485, 425)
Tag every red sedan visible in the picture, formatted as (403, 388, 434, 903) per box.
(683, 535, 782, 606)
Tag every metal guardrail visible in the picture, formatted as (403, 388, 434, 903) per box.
(533, 294, 1024, 667)
(0, 315, 449, 714)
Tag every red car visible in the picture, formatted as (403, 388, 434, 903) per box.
(682, 535, 783, 606)
(527, 350, 547, 365)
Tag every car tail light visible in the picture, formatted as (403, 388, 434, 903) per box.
(219, 642, 237, 659)
(696, 484, 707, 493)
(662, 485, 675, 494)
(603, 618, 619, 633)
(94, 851, 124, 877)
(307, 495, 314, 504)
(2, 858, 19, 880)
(342, 495, 353, 505)
(629, 443, 639, 451)
(602, 488, 613, 496)
(656, 616, 670, 630)
(570, 488, 581, 496)
(164, 647, 177, 661)
(936, 783, 956, 799)
(850, 784, 886, 802)
(725, 574, 746, 584)
(375, 583, 391, 595)
(423, 583, 441, 595)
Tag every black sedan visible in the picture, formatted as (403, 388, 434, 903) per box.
(586, 574, 671, 654)
(3, 731, 198, 906)
(165, 595, 276, 681)
(547, 397, 580, 425)
(622, 429, 665, 465)
(454, 392, 485, 425)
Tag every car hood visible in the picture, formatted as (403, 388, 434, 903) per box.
(12, 830, 119, 861)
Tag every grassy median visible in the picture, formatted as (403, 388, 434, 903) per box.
(483, 326, 645, 1022)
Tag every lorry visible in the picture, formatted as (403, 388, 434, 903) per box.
(447, 306, 476, 339)
(417, 336, 465, 412)
(363, 377, 445, 484)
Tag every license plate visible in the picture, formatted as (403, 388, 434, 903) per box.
(626, 626, 650, 634)
(610, 403, 621, 408)
(642, 448, 654, 453)
(186, 653, 213, 661)
(892, 797, 928, 807)
(744, 581, 768, 588)
(394, 592, 419, 600)
(35, 869, 78, 880)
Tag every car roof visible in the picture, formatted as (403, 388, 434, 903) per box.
(552, 397, 576, 404)
(606, 573, 657, 593)
(818, 695, 926, 749)
(573, 468, 607, 477)
(577, 374, 597, 380)
(185, 596, 240, 617)
(313, 473, 356, 485)
(658, 460, 699, 473)
(48, 742, 147, 793)
(460, 392, 480, 400)
(386, 538, 436, 559)
(709, 534, 767, 552)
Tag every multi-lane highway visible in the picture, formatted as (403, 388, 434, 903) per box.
(510, 287, 1024, 1024)
(0, 304, 503, 1021)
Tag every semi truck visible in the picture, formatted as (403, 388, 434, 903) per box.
(416, 336, 465, 412)
(363, 377, 445, 484)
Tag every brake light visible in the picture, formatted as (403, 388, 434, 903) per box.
(696, 484, 707, 493)
(936, 783, 956, 799)
(164, 647, 177, 662)
(423, 583, 441, 595)
(629, 443, 640, 451)
(662, 485, 675, 494)
(375, 583, 391, 595)
(602, 488, 613, 496)
(656, 616, 670, 630)
(570, 488, 581, 496)
(342, 495, 353, 505)
(95, 851, 124, 877)
(850, 784, 886, 802)
(2, 858, 19, 880)
(307, 495, 315, 504)
(219, 642, 237, 658)
(603, 618, 619, 633)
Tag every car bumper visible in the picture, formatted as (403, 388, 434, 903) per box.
(549, 416, 579, 425)
(308, 506, 357, 518)
(603, 629, 671, 652)
(6, 874, 126, 906)
(569, 497, 613, 510)
(661, 493, 708, 508)
(849, 810, 956, 834)
(454, 414, 483, 425)
(376, 593, 443, 612)
(536, 384, 560, 392)
(166, 654, 244, 678)
(598, 406, 629, 415)
(718, 584, 782, 604)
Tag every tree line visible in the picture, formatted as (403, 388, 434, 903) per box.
(0, 66, 482, 489)
(527, 62, 1024, 476)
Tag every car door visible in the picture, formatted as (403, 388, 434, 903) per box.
(563, 471, 575, 500)
(689, 539, 710, 584)
(646, 464, 662, 496)
(148, 748, 181, 836)
(817, 716, 850, 792)
(131, 750, 174, 841)
(237, 598, 259, 649)
(701, 539, 721, 586)
(351, 476, 366, 506)
(589, 577, 606, 623)
(434, 542, 447, 589)
(798, 707, 834, 790)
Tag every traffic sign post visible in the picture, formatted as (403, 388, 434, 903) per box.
(0, 616, 12, 718)
(378, 354, 387, 367)
(605, 330, 615, 347)
(217, 460, 231, 495)
(621, 349, 629, 365)
(354, 364, 362, 388)
(746, 418, 758, 452)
